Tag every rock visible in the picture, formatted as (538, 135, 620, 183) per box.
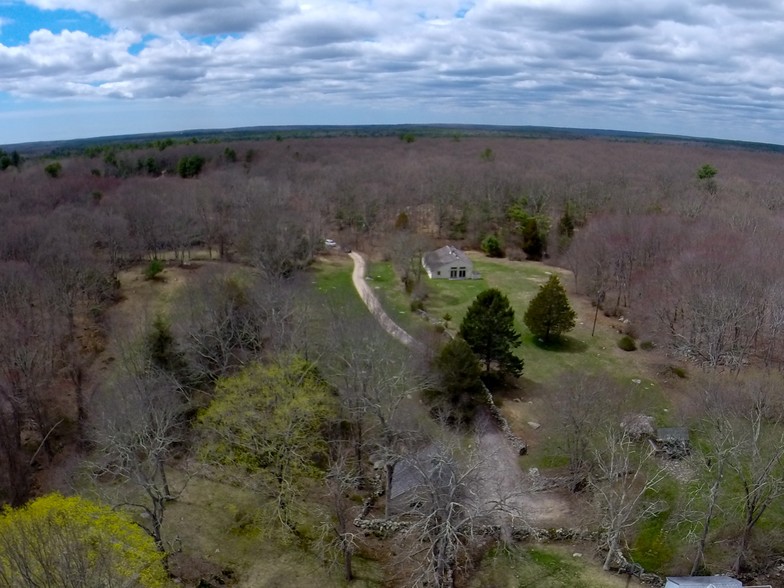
(573, 553, 583, 558)
(527, 421, 541, 430)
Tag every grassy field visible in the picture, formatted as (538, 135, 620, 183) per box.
(163, 473, 385, 588)
(364, 253, 668, 409)
(469, 544, 644, 588)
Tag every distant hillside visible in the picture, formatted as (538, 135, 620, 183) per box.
(5, 124, 784, 157)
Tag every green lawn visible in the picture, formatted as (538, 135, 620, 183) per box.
(377, 252, 655, 387)
(310, 255, 368, 317)
(469, 544, 644, 588)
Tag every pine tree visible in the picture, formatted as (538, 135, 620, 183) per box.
(524, 275, 577, 343)
(430, 337, 485, 422)
(459, 288, 523, 377)
(522, 218, 544, 260)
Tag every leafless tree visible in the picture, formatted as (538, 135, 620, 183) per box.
(319, 447, 361, 582)
(324, 316, 431, 516)
(549, 372, 618, 488)
(589, 425, 666, 571)
(172, 266, 298, 382)
(90, 365, 187, 551)
(396, 439, 490, 588)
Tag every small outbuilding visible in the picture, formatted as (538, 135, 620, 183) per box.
(422, 245, 478, 280)
(664, 576, 742, 588)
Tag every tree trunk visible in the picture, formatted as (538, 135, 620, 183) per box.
(343, 545, 353, 581)
(691, 476, 720, 575)
(385, 461, 395, 519)
(603, 533, 618, 571)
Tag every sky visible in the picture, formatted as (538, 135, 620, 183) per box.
(2, 0, 784, 145)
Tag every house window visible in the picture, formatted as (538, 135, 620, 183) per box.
(450, 268, 457, 278)
(437, 270, 441, 276)
(458, 267, 466, 278)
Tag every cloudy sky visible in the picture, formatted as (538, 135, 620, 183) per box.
(1, 0, 784, 145)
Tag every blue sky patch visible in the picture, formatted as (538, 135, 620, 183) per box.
(0, 2, 111, 46)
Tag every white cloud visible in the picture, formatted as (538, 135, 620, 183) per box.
(3, 0, 784, 143)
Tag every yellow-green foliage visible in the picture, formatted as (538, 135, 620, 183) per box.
(199, 354, 338, 485)
(0, 493, 168, 588)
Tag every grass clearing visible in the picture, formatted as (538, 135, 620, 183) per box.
(365, 261, 433, 338)
(310, 254, 368, 316)
(469, 544, 643, 587)
(369, 252, 659, 387)
(164, 473, 385, 588)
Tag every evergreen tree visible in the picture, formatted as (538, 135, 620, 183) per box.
(429, 337, 485, 423)
(524, 275, 577, 343)
(522, 218, 544, 260)
(459, 288, 523, 377)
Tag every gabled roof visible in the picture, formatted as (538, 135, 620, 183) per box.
(665, 576, 742, 588)
(422, 245, 470, 269)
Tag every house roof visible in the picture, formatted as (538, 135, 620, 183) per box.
(665, 576, 742, 588)
(422, 245, 471, 270)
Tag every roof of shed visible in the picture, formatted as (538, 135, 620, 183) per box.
(665, 575, 742, 587)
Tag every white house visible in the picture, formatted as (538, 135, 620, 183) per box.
(422, 245, 478, 280)
(664, 577, 743, 588)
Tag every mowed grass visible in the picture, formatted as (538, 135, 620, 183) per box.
(469, 544, 644, 588)
(310, 254, 368, 316)
(388, 252, 659, 389)
(365, 261, 433, 338)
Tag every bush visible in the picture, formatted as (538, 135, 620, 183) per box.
(481, 235, 504, 258)
(670, 365, 687, 379)
(410, 299, 425, 312)
(640, 340, 655, 351)
(618, 335, 637, 351)
(144, 258, 165, 280)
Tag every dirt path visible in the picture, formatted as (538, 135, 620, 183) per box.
(349, 251, 422, 350)
(348, 252, 572, 528)
(474, 410, 573, 527)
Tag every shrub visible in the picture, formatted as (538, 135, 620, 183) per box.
(618, 335, 637, 351)
(144, 258, 164, 280)
(670, 365, 687, 379)
(640, 340, 655, 351)
(481, 235, 504, 258)
(410, 299, 425, 312)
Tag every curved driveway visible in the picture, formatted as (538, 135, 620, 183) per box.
(349, 251, 422, 350)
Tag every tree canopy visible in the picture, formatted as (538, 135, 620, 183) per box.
(197, 355, 337, 532)
(429, 337, 485, 423)
(459, 288, 523, 378)
(524, 274, 576, 343)
(0, 494, 168, 588)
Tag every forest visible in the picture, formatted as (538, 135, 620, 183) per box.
(1, 129, 784, 587)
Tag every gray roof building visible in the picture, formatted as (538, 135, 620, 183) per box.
(421, 245, 477, 280)
(664, 576, 742, 588)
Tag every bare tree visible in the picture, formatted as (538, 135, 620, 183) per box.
(589, 425, 666, 571)
(90, 366, 187, 552)
(324, 316, 430, 516)
(396, 439, 489, 588)
(721, 376, 784, 574)
(549, 372, 618, 489)
(319, 447, 361, 582)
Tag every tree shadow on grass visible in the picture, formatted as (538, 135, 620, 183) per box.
(528, 334, 588, 353)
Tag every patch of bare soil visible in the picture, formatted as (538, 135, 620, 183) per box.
(474, 411, 575, 529)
